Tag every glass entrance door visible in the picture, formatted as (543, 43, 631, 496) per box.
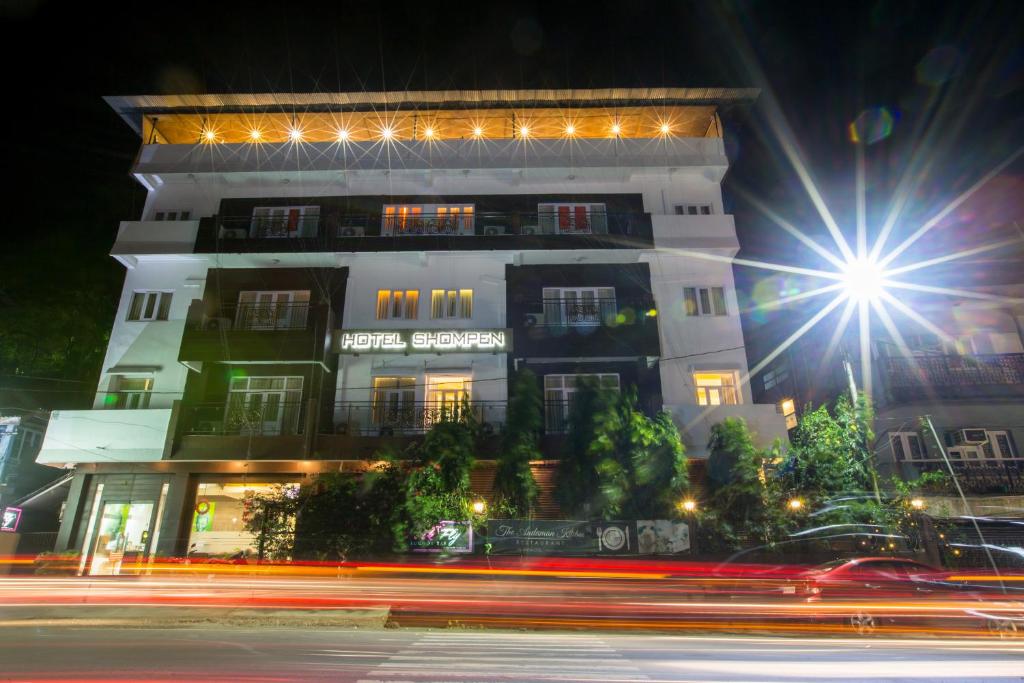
(426, 376, 470, 426)
(88, 502, 154, 576)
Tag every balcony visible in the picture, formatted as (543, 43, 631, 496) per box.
(195, 210, 654, 253)
(664, 403, 790, 458)
(512, 297, 660, 356)
(36, 408, 174, 464)
(912, 460, 1024, 495)
(327, 401, 507, 436)
(173, 401, 309, 461)
(882, 353, 1024, 402)
(111, 219, 200, 258)
(179, 300, 328, 363)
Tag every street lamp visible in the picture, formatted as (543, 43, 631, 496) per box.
(910, 498, 925, 510)
(681, 499, 697, 513)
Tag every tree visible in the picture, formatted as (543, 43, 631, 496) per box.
(704, 418, 790, 549)
(593, 390, 688, 519)
(404, 416, 483, 536)
(493, 369, 541, 515)
(242, 483, 302, 560)
(555, 378, 616, 517)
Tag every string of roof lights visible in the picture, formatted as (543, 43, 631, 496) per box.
(144, 106, 717, 145)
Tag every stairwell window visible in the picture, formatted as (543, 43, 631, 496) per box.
(694, 372, 738, 406)
(111, 376, 153, 409)
(376, 290, 419, 320)
(431, 289, 473, 319)
(127, 291, 172, 321)
(684, 287, 727, 316)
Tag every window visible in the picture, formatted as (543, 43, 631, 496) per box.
(382, 204, 475, 235)
(152, 210, 189, 221)
(543, 373, 620, 432)
(371, 377, 416, 431)
(111, 377, 153, 409)
(542, 287, 616, 326)
(779, 398, 797, 430)
(250, 205, 320, 238)
(684, 287, 727, 316)
(946, 429, 1019, 461)
(694, 372, 738, 406)
(537, 203, 608, 235)
(127, 291, 172, 321)
(235, 291, 310, 330)
(762, 362, 790, 391)
(675, 204, 713, 216)
(890, 432, 926, 461)
(226, 376, 303, 436)
(431, 289, 473, 319)
(376, 290, 420, 320)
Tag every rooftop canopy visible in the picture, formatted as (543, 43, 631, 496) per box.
(105, 87, 758, 144)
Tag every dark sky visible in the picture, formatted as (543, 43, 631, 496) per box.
(2, 0, 1022, 348)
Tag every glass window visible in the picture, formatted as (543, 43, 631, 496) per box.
(684, 287, 727, 316)
(127, 291, 172, 321)
(780, 398, 797, 429)
(543, 373, 620, 433)
(537, 203, 608, 235)
(694, 372, 738, 406)
(376, 290, 418, 320)
(250, 206, 320, 238)
(381, 204, 475, 235)
(431, 289, 473, 319)
(225, 376, 303, 436)
(112, 376, 153, 409)
(188, 481, 300, 559)
(542, 287, 616, 326)
(235, 291, 310, 330)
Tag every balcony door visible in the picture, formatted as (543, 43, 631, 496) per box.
(226, 376, 303, 435)
(235, 290, 310, 330)
(371, 377, 416, 432)
(426, 375, 471, 425)
(543, 287, 615, 326)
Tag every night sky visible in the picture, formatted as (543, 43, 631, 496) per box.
(2, 0, 1022, 392)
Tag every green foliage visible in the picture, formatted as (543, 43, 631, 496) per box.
(592, 390, 688, 519)
(555, 378, 618, 517)
(418, 418, 476, 492)
(242, 484, 302, 560)
(493, 369, 541, 515)
(704, 418, 791, 549)
(783, 395, 874, 503)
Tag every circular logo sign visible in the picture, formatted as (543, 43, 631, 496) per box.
(601, 526, 627, 551)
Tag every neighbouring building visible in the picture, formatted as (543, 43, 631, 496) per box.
(0, 413, 48, 509)
(34, 88, 788, 573)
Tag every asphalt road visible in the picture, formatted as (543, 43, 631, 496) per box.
(1, 627, 1022, 682)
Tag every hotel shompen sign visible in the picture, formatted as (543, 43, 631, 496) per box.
(335, 329, 511, 354)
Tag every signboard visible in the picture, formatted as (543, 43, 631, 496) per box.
(637, 520, 690, 554)
(1, 506, 21, 533)
(335, 329, 511, 354)
(410, 520, 474, 553)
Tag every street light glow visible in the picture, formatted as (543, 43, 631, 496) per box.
(839, 257, 887, 302)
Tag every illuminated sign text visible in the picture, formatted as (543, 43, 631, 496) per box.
(336, 329, 511, 354)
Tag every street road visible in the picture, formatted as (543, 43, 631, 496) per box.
(1, 627, 1022, 682)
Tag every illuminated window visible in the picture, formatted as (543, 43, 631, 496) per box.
(684, 286, 727, 316)
(372, 377, 416, 432)
(694, 372, 738, 406)
(376, 290, 419, 320)
(382, 204, 475, 235)
(127, 291, 172, 321)
(779, 398, 797, 430)
(431, 289, 473, 319)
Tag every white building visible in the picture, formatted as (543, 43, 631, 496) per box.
(35, 89, 788, 572)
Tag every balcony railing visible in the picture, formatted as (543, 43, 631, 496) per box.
(913, 460, 1024, 495)
(209, 211, 650, 242)
(521, 298, 655, 327)
(883, 353, 1024, 400)
(329, 401, 506, 436)
(185, 302, 313, 332)
(182, 402, 305, 436)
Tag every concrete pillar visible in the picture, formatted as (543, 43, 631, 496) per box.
(155, 472, 193, 557)
(53, 471, 89, 552)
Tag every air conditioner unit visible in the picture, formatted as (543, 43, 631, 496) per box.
(483, 225, 505, 236)
(956, 428, 988, 445)
(219, 227, 248, 239)
(522, 225, 541, 235)
(523, 313, 545, 327)
(339, 225, 365, 237)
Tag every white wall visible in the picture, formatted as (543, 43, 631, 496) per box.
(95, 258, 208, 409)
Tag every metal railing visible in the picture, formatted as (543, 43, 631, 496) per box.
(522, 298, 655, 327)
(185, 302, 313, 332)
(211, 211, 648, 241)
(885, 353, 1024, 388)
(182, 402, 305, 436)
(914, 460, 1024, 495)
(328, 401, 506, 436)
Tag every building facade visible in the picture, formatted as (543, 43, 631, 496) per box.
(35, 89, 787, 573)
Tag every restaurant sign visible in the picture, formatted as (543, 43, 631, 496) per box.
(410, 520, 474, 553)
(486, 519, 634, 555)
(1, 506, 21, 533)
(335, 329, 511, 354)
